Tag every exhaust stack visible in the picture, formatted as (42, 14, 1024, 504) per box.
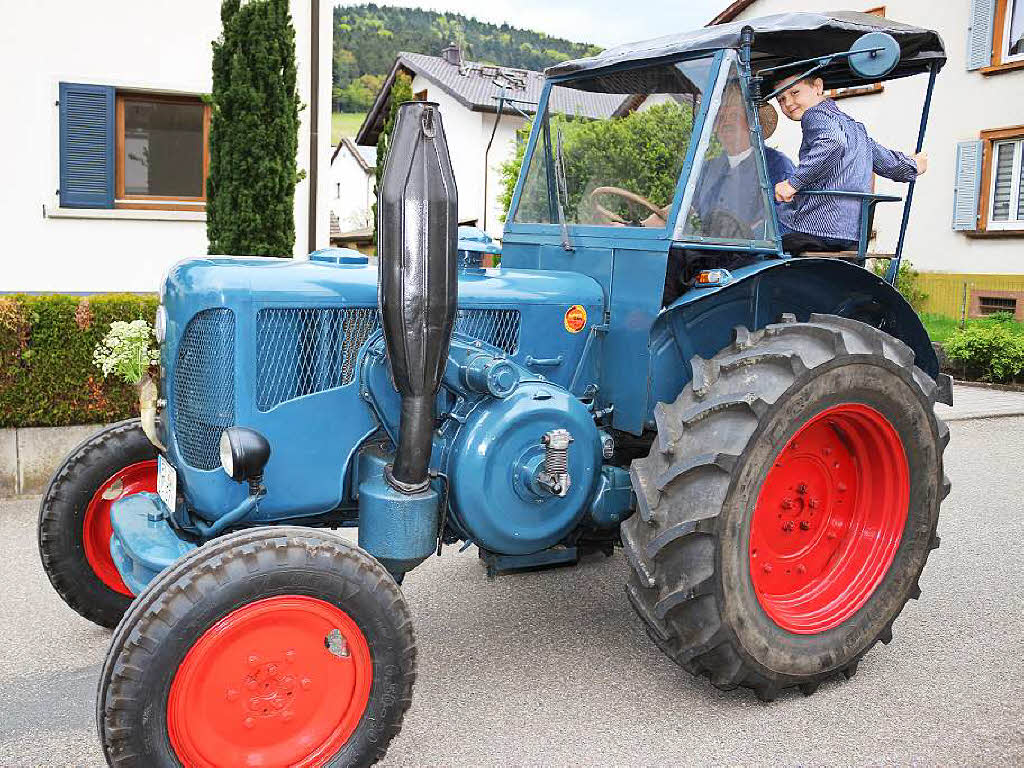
(377, 101, 458, 491)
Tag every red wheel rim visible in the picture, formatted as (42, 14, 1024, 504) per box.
(749, 404, 909, 634)
(167, 595, 373, 768)
(82, 460, 157, 596)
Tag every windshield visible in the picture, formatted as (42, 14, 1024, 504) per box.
(511, 56, 715, 229)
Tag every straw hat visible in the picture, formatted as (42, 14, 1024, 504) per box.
(759, 102, 779, 140)
(720, 83, 780, 140)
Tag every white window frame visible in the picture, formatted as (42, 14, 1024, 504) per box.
(1002, 0, 1024, 63)
(988, 138, 1024, 229)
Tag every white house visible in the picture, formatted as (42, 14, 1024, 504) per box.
(711, 0, 1024, 285)
(356, 45, 618, 239)
(1, 0, 333, 294)
(329, 137, 376, 233)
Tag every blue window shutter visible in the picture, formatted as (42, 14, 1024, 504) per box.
(59, 83, 115, 208)
(952, 140, 983, 231)
(966, 0, 996, 70)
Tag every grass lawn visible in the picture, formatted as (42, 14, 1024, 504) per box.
(332, 112, 366, 144)
(921, 312, 1024, 344)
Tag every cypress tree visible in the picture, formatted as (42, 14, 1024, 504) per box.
(207, 0, 303, 256)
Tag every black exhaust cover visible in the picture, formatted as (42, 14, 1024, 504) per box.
(377, 101, 458, 491)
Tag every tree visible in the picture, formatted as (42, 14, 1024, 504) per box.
(207, 0, 303, 256)
(372, 71, 412, 245)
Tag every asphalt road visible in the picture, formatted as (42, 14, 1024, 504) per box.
(1, 416, 1023, 766)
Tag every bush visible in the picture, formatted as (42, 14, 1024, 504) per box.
(943, 314, 1024, 383)
(872, 259, 928, 312)
(0, 295, 158, 428)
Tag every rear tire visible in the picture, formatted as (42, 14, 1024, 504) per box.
(97, 526, 416, 767)
(623, 314, 950, 700)
(38, 419, 157, 628)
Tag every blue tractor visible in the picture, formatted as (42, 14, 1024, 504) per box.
(39, 12, 951, 766)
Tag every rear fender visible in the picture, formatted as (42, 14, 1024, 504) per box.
(648, 258, 939, 419)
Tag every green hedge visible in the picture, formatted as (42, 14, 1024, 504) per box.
(0, 294, 158, 428)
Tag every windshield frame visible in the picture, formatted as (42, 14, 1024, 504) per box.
(504, 48, 727, 243)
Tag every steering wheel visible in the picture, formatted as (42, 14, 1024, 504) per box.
(701, 208, 757, 240)
(589, 186, 666, 227)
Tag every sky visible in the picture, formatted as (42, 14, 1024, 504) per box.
(349, 0, 728, 48)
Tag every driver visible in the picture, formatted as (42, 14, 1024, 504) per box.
(691, 85, 794, 238)
(639, 87, 793, 234)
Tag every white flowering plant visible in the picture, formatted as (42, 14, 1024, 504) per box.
(93, 319, 160, 386)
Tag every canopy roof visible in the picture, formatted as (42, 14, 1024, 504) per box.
(547, 12, 945, 90)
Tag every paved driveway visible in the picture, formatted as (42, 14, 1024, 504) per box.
(1, 412, 1022, 765)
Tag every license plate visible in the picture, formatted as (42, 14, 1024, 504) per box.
(157, 455, 177, 513)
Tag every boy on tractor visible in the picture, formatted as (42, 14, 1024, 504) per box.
(771, 72, 929, 255)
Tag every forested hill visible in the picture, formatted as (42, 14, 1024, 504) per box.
(332, 4, 602, 112)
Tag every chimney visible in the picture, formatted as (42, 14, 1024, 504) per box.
(442, 41, 462, 66)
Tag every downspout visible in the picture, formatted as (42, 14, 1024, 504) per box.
(482, 90, 507, 232)
(307, 0, 320, 254)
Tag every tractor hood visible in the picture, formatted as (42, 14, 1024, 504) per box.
(162, 255, 603, 309)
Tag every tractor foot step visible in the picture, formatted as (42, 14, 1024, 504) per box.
(478, 546, 578, 579)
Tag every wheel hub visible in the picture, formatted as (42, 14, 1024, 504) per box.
(83, 460, 157, 596)
(168, 595, 373, 767)
(750, 404, 909, 634)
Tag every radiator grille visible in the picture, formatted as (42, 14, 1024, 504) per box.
(173, 309, 235, 470)
(254, 306, 520, 411)
(454, 308, 520, 354)
(256, 307, 380, 411)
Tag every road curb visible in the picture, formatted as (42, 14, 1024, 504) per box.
(0, 424, 111, 499)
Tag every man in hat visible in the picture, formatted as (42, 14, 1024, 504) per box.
(690, 86, 794, 239)
(641, 88, 793, 237)
(772, 73, 927, 255)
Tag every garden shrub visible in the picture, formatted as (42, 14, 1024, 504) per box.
(943, 314, 1024, 383)
(871, 259, 928, 312)
(0, 294, 157, 428)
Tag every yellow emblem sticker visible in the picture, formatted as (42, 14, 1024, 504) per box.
(564, 305, 587, 333)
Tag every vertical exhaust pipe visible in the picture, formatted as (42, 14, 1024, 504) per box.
(378, 101, 458, 492)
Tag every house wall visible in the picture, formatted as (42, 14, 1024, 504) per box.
(409, 74, 526, 238)
(329, 147, 374, 230)
(731, 0, 1024, 274)
(0, 0, 332, 294)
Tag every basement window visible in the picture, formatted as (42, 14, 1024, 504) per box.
(978, 295, 1018, 314)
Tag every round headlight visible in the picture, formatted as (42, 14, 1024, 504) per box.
(219, 430, 235, 478)
(219, 427, 271, 483)
(154, 305, 167, 344)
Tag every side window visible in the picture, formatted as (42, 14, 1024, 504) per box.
(676, 61, 775, 244)
(953, 128, 1024, 233)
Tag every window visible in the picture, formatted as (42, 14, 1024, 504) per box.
(999, 0, 1024, 63)
(58, 82, 209, 211)
(968, 0, 1024, 73)
(512, 56, 715, 230)
(116, 94, 209, 210)
(988, 138, 1024, 227)
(978, 295, 1017, 314)
(953, 127, 1024, 233)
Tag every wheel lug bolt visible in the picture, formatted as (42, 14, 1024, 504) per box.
(796, 483, 808, 495)
(800, 520, 811, 531)
(809, 498, 819, 509)
(827, 532, 837, 540)
(244, 717, 255, 729)
(837, 482, 847, 492)
(763, 563, 773, 573)
(781, 498, 794, 509)
(267, 664, 278, 675)
(782, 521, 795, 532)
(301, 678, 313, 690)
(796, 564, 807, 574)
(248, 655, 260, 667)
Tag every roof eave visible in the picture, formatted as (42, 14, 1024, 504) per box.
(708, 0, 759, 26)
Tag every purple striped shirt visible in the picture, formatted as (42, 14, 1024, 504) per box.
(779, 99, 918, 241)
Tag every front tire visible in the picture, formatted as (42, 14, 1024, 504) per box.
(38, 419, 158, 627)
(623, 314, 950, 700)
(97, 527, 416, 767)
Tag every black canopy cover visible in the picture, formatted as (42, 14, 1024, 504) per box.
(547, 12, 946, 91)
